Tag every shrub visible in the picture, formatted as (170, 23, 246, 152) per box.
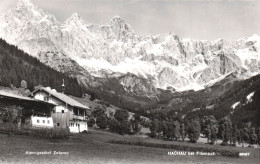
(87, 118, 95, 127)
(108, 118, 131, 135)
(92, 106, 105, 118)
(118, 120, 131, 135)
(114, 109, 129, 122)
(2, 105, 23, 134)
(2, 105, 23, 124)
(0, 122, 20, 134)
(29, 128, 70, 139)
(108, 118, 120, 133)
(107, 109, 131, 135)
(96, 114, 107, 129)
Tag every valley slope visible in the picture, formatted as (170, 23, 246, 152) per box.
(0, 0, 260, 123)
(1, 0, 260, 93)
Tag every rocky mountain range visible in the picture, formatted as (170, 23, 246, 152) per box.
(0, 0, 260, 98)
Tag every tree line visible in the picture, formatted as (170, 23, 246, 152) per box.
(87, 105, 146, 135)
(0, 38, 87, 97)
(149, 115, 260, 146)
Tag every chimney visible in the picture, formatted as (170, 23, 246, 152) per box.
(61, 79, 65, 94)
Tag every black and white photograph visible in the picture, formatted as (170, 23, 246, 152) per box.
(0, 0, 259, 163)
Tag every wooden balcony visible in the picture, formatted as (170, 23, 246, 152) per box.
(72, 115, 88, 121)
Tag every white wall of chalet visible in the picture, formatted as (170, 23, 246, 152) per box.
(33, 90, 88, 133)
(69, 121, 88, 133)
(31, 116, 54, 128)
(34, 91, 60, 105)
(54, 105, 69, 113)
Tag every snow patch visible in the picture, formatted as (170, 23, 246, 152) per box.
(246, 92, 254, 103)
(76, 57, 155, 78)
(174, 83, 204, 92)
(231, 102, 240, 109)
(206, 71, 235, 87)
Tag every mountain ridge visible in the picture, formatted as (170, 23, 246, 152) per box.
(0, 0, 260, 94)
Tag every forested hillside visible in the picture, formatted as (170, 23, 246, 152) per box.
(0, 38, 87, 97)
(181, 74, 260, 128)
(231, 89, 260, 128)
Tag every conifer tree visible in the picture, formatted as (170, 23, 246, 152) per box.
(186, 117, 201, 143)
(180, 122, 186, 142)
(210, 124, 218, 145)
(173, 120, 180, 140)
(150, 119, 161, 138)
(219, 117, 232, 146)
(257, 128, 260, 145)
(249, 127, 257, 145)
(162, 121, 168, 138)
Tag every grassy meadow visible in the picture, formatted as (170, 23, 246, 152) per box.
(0, 128, 259, 164)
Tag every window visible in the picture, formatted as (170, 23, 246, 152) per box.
(44, 96, 49, 101)
(53, 109, 55, 113)
(57, 123, 60, 126)
(37, 120, 39, 123)
(47, 120, 50, 124)
(43, 120, 45, 124)
(62, 110, 64, 113)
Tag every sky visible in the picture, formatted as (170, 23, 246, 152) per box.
(0, 0, 260, 41)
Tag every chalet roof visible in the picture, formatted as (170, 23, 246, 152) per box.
(0, 90, 55, 106)
(33, 87, 90, 110)
(0, 90, 34, 101)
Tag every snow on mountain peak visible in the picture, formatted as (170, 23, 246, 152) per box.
(69, 12, 82, 21)
(111, 15, 124, 22)
(110, 15, 134, 32)
(1, 0, 260, 94)
(17, 0, 34, 9)
(13, 0, 53, 22)
(64, 12, 86, 27)
(246, 34, 260, 44)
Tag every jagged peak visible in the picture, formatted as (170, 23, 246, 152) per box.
(12, 0, 57, 23)
(17, 0, 34, 9)
(65, 12, 85, 25)
(111, 15, 123, 20)
(109, 15, 134, 33)
(110, 15, 126, 25)
(70, 12, 81, 20)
